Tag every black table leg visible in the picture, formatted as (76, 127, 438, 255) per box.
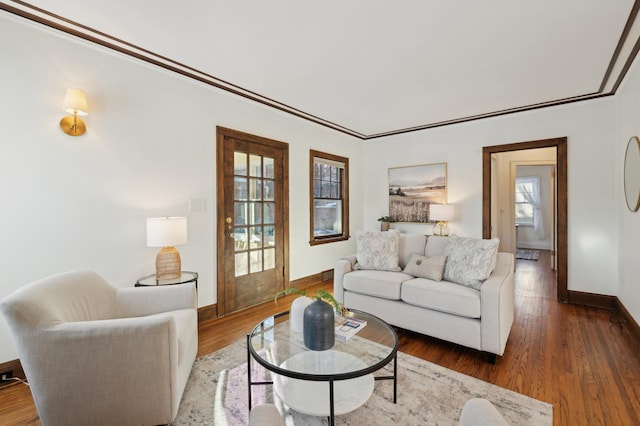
(393, 352, 397, 403)
(247, 334, 252, 411)
(329, 378, 335, 426)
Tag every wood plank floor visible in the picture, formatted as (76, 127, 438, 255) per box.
(1, 251, 639, 425)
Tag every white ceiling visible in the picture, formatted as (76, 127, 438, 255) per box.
(4, 1, 640, 139)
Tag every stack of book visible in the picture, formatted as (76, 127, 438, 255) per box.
(335, 317, 367, 341)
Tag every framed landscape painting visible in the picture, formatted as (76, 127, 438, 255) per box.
(388, 162, 447, 223)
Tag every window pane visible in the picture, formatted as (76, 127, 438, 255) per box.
(249, 202, 262, 225)
(249, 226, 262, 248)
(235, 253, 248, 276)
(234, 152, 247, 176)
(234, 202, 247, 225)
(264, 180, 274, 201)
(250, 251, 263, 273)
(330, 182, 339, 198)
(314, 200, 342, 236)
(264, 225, 275, 246)
(234, 177, 247, 200)
(314, 179, 322, 197)
(249, 154, 261, 177)
(264, 203, 275, 224)
(515, 204, 534, 224)
(249, 178, 262, 200)
(233, 227, 247, 250)
(264, 248, 275, 270)
(263, 157, 274, 179)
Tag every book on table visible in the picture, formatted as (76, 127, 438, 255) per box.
(335, 317, 367, 341)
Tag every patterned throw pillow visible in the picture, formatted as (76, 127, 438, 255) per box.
(355, 230, 402, 271)
(403, 253, 447, 281)
(443, 235, 500, 289)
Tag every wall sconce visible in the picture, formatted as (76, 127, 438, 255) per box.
(430, 204, 455, 236)
(59, 89, 88, 136)
(147, 217, 188, 279)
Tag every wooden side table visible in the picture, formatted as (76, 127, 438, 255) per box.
(135, 271, 198, 290)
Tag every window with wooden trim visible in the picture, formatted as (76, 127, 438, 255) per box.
(310, 150, 349, 245)
(515, 176, 539, 226)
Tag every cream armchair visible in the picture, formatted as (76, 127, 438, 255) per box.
(0, 270, 198, 426)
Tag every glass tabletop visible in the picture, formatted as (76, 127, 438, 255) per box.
(135, 271, 198, 286)
(248, 309, 398, 381)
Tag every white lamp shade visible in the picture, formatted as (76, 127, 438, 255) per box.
(429, 204, 455, 222)
(63, 89, 89, 116)
(147, 217, 187, 247)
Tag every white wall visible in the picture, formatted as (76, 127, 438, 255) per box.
(364, 98, 618, 301)
(0, 15, 364, 362)
(615, 52, 640, 326)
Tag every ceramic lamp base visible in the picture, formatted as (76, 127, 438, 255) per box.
(156, 246, 181, 279)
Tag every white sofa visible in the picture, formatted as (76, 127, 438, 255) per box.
(0, 270, 198, 426)
(334, 233, 514, 359)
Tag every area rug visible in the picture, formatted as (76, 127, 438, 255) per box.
(172, 339, 552, 425)
(516, 249, 540, 261)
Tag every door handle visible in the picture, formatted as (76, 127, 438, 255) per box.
(226, 217, 234, 238)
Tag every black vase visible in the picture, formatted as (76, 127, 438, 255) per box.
(303, 299, 335, 351)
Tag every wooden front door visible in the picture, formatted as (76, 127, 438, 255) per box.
(216, 127, 289, 315)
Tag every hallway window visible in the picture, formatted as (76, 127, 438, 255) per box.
(310, 150, 349, 245)
(515, 176, 539, 226)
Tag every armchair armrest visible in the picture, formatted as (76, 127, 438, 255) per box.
(480, 252, 515, 356)
(115, 283, 197, 318)
(334, 255, 357, 304)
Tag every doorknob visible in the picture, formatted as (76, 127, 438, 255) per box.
(225, 217, 234, 238)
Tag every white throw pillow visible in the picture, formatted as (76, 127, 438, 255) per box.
(355, 230, 402, 271)
(403, 253, 447, 281)
(443, 235, 500, 289)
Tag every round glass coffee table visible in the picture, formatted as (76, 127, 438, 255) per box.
(247, 309, 398, 425)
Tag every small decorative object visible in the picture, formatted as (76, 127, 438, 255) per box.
(274, 288, 346, 335)
(377, 216, 392, 231)
(303, 298, 335, 350)
(429, 204, 455, 236)
(146, 217, 188, 279)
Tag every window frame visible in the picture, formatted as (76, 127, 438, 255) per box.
(309, 150, 350, 245)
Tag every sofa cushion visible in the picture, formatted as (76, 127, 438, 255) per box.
(425, 235, 450, 257)
(401, 278, 481, 318)
(355, 230, 402, 271)
(398, 234, 428, 268)
(443, 235, 500, 289)
(403, 253, 447, 281)
(343, 270, 414, 300)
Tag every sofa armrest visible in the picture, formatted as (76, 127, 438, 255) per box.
(115, 283, 197, 318)
(480, 252, 515, 356)
(333, 255, 357, 303)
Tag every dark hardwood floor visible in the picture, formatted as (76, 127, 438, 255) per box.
(1, 251, 639, 425)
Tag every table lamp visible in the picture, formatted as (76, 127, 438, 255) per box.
(146, 217, 187, 279)
(429, 204, 454, 236)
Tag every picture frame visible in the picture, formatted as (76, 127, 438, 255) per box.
(388, 162, 447, 223)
